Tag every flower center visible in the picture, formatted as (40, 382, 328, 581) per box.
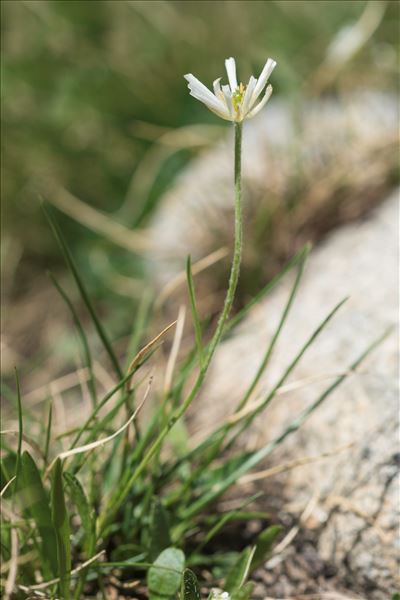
(232, 82, 246, 112)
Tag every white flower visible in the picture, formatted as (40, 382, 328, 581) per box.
(184, 56, 276, 122)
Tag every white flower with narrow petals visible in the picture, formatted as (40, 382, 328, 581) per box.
(184, 56, 276, 122)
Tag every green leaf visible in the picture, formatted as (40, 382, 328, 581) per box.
(43, 203, 122, 380)
(51, 459, 71, 599)
(186, 256, 204, 367)
(149, 499, 171, 561)
(63, 472, 95, 557)
(181, 569, 200, 600)
(224, 546, 255, 593)
(231, 581, 254, 600)
(147, 547, 185, 599)
(251, 525, 282, 571)
(20, 451, 58, 578)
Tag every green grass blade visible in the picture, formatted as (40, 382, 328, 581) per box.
(186, 256, 205, 367)
(181, 324, 387, 519)
(48, 272, 97, 407)
(44, 401, 53, 466)
(224, 546, 255, 593)
(189, 493, 261, 558)
(123, 288, 154, 371)
(13, 368, 23, 504)
(149, 499, 171, 561)
(51, 459, 71, 599)
(250, 525, 282, 571)
(63, 472, 95, 557)
(20, 451, 58, 577)
(231, 581, 254, 600)
(42, 203, 122, 380)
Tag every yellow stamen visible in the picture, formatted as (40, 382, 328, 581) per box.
(232, 82, 246, 112)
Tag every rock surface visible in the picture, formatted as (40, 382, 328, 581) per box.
(191, 191, 399, 599)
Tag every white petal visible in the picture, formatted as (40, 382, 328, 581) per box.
(247, 84, 273, 119)
(189, 92, 231, 120)
(184, 73, 230, 117)
(251, 58, 276, 104)
(225, 57, 238, 92)
(213, 77, 222, 96)
(202, 103, 233, 121)
(213, 77, 230, 112)
(241, 75, 257, 115)
(221, 84, 233, 117)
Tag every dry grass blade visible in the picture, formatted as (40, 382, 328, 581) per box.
(121, 123, 224, 222)
(0, 431, 45, 460)
(226, 371, 353, 426)
(125, 320, 177, 391)
(18, 550, 105, 592)
(164, 306, 186, 394)
(313, 0, 387, 92)
(155, 247, 229, 308)
(267, 495, 319, 566)
(4, 527, 18, 600)
(44, 184, 150, 253)
(46, 379, 152, 474)
(238, 441, 355, 485)
(0, 503, 21, 523)
(1, 476, 16, 498)
(24, 369, 89, 406)
(0, 550, 37, 575)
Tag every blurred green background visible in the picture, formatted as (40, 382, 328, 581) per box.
(1, 0, 398, 380)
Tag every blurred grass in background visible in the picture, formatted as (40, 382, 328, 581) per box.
(1, 0, 398, 378)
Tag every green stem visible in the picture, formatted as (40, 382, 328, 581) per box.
(99, 122, 243, 532)
(205, 120, 243, 363)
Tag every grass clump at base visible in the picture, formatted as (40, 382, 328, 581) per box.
(0, 212, 386, 598)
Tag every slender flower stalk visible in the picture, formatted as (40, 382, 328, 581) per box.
(206, 121, 242, 362)
(99, 58, 275, 531)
